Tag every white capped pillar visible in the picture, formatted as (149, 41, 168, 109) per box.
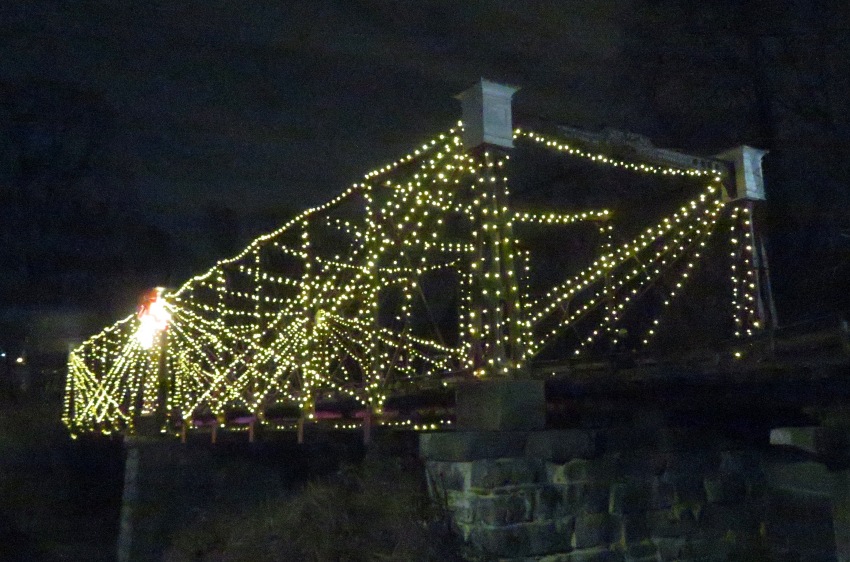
(717, 144, 778, 330)
(717, 145, 768, 201)
(455, 79, 519, 150)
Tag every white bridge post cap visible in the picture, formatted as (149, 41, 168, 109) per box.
(716, 145, 768, 201)
(455, 78, 519, 150)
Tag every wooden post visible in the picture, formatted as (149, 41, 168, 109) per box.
(116, 442, 140, 562)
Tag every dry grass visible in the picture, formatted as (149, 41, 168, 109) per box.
(164, 452, 463, 562)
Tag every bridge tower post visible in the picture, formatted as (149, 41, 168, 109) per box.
(453, 79, 544, 431)
(456, 79, 527, 378)
(717, 146, 778, 336)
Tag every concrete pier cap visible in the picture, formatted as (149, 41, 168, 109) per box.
(455, 378, 545, 431)
(455, 78, 519, 150)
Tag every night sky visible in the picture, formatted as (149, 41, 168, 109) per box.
(1, 0, 849, 351)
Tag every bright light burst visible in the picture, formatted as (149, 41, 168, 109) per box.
(134, 287, 171, 349)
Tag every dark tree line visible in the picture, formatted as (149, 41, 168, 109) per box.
(614, 0, 850, 320)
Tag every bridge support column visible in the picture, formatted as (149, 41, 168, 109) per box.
(456, 79, 528, 377)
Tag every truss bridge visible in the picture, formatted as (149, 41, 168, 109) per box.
(64, 80, 773, 439)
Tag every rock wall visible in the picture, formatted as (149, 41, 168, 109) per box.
(421, 426, 834, 561)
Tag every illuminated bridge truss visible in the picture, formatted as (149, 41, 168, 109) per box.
(64, 125, 762, 435)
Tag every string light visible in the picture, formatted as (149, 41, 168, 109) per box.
(64, 125, 754, 435)
(514, 129, 722, 177)
(729, 204, 760, 337)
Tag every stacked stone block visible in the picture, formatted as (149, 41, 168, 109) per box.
(421, 427, 770, 561)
